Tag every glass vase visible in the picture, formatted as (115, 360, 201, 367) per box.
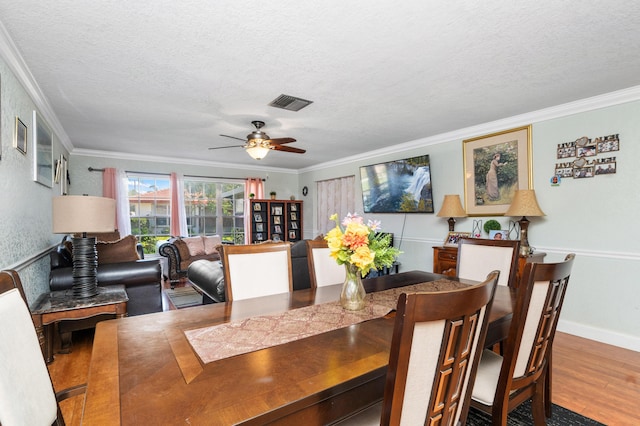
(340, 263, 366, 311)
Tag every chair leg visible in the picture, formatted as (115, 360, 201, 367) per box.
(531, 380, 547, 426)
(545, 353, 552, 417)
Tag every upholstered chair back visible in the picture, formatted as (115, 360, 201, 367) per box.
(306, 239, 346, 288)
(221, 243, 293, 301)
(457, 238, 520, 287)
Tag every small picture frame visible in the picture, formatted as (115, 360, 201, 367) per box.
(595, 134, 620, 153)
(595, 162, 616, 175)
(489, 230, 508, 240)
(273, 216, 281, 225)
(573, 166, 594, 179)
(290, 212, 297, 220)
(256, 223, 264, 232)
(289, 231, 297, 240)
(444, 232, 471, 247)
(14, 117, 27, 154)
(290, 204, 297, 211)
(254, 203, 262, 211)
(576, 144, 597, 157)
(254, 213, 263, 222)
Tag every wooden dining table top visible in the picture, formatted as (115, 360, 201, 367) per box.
(82, 270, 514, 425)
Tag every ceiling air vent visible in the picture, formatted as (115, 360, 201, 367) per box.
(269, 94, 313, 112)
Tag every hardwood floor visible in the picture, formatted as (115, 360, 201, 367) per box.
(49, 323, 639, 425)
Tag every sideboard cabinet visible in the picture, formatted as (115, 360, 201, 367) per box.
(249, 199, 303, 243)
(432, 245, 546, 287)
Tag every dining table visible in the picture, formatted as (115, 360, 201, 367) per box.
(82, 270, 513, 425)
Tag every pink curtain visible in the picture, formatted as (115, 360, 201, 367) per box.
(245, 178, 264, 200)
(103, 168, 117, 198)
(244, 178, 264, 243)
(170, 172, 182, 237)
(102, 168, 119, 231)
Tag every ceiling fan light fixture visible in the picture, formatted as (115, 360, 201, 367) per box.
(246, 142, 270, 160)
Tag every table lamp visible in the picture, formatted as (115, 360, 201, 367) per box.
(504, 189, 545, 256)
(436, 194, 467, 231)
(52, 195, 116, 298)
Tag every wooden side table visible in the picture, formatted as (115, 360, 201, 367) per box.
(30, 285, 128, 363)
(432, 246, 546, 287)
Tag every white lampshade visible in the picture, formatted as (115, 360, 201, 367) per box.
(52, 195, 116, 233)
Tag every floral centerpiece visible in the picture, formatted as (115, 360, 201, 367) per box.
(325, 213, 401, 310)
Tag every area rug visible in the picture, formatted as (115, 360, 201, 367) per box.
(466, 400, 605, 425)
(165, 286, 202, 309)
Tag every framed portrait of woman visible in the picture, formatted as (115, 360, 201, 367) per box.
(462, 125, 532, 216)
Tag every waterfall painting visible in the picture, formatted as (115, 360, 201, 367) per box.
(360, 155, 434, 213)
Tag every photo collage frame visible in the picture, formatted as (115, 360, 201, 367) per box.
(555, 134, 619, 181)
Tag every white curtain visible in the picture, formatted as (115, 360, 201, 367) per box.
(316, 176, 355, 235)
(115, 169, 131, 236)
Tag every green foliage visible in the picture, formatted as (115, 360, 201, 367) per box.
(399, 193, 418, 211)
(369, 233, 402, 270)
(483, 219, 501, 234)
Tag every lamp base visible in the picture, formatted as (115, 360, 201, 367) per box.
(71, 236, 99, 298)
(518, 216, 533, 257)
(447, 217, 456, 232)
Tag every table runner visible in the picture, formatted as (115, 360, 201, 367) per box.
(185, 279, 467, 364)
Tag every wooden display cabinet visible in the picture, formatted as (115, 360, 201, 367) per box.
(250, 199, 303, 243)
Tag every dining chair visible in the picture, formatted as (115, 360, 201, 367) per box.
(457, 238, 520, 288)
(469, 254, 576, 425)
(337, 270, 500, 426)
(221, 242, 293, 301)
(306, 239, 346, 288)
(0, 269, 86, 426)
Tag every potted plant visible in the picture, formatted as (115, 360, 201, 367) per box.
(270, 191, 276, 200)
(483, 219, 501, 236)
(249, 193, 255, 199)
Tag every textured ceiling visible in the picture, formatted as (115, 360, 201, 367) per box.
(1, 1, 640, 170)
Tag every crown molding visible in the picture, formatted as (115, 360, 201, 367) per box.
(71, 149, 300, 175)
(302, 85, 640, 173)
(0, 21, 73, 151)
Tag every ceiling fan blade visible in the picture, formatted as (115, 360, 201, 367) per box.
(208, 144, 244, 150)
(220, 134, 247, 142)
(268, 137, 296, 145)
(272, 145, 306, 154)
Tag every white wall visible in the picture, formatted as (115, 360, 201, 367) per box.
(299, 98, 640, 351)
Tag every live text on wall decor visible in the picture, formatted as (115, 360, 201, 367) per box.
(555, 134, 619, 180)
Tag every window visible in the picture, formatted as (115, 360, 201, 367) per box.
(128, 175, 171, 254)
(184, 179, 245, 244)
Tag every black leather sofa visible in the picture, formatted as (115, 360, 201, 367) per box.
(49, 260, 163, 316)
(186, 239, 314, 305)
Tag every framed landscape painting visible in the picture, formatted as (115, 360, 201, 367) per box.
(463, 125, 532, 216)
(33, 110, 53, 188)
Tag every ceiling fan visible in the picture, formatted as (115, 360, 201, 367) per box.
(209, 120, 305, 160)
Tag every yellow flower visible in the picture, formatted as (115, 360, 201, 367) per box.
(324, 213, 401, 275)
(350, 246, 375, 271)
